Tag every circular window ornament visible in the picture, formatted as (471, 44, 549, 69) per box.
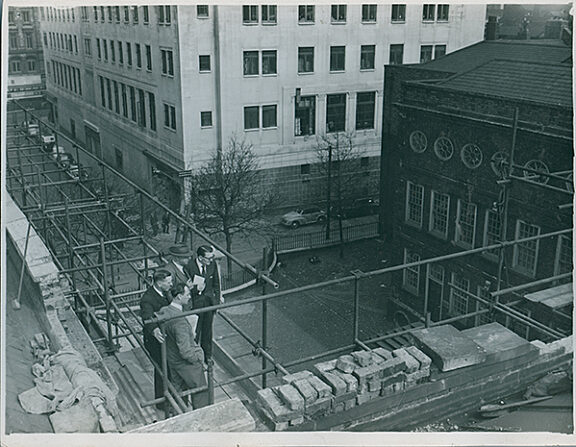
(434, 137, 454, 161)
(490, 151, 509, 177)
(523, 159, 550, 184)
(409, 131, 428, 153)
(461, 144, 483, 169)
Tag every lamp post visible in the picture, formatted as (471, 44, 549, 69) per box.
(325, 145, 333, 240)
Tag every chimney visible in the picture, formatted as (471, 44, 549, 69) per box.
(485, 15, 498, 40)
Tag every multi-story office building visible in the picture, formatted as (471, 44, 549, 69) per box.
(8, 7, 45, 99)
(38, 4, 486, 209)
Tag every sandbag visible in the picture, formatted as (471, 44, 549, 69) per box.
(49, 399, 99, 433)
(18, 387, 53, 414)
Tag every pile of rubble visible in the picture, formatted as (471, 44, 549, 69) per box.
(256, 346, 432, 430)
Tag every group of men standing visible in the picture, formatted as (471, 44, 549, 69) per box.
(139, 244, 221, 413)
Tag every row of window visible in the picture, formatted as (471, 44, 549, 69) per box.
(9, 58, 37, 73)
(97, 74, 161, 131)
(8, 9, 33, 23)
(241, 91, 377, 134)
(402, 232, 572, 314)
(50, 60, 83, 96)
(43, 5, 173, 26)
(9, 32, 35, 50)
(45, 31, 78, 54)
(242, 4, 449, 25)
(404, 182, 569, 277)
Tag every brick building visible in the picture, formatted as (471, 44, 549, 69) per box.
(379, 39, 573, 335)
(36, 4, 486, 210)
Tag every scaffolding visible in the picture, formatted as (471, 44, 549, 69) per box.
(5, 101, 573, 421)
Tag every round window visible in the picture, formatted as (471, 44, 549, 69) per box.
(490, 151, 509, 177)
(409, 130, 428, 153)
(523, 160, 550, 184)
(461, 144, 483, 169)
(434, 136, 454, 161)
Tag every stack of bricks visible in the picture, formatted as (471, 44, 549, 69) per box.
(256, 345, 432, 430)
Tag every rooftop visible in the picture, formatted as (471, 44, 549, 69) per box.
(433, 59, 572, 108)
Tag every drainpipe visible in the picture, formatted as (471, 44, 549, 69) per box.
(213, 6, 223, 159)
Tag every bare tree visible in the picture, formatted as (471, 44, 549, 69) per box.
(187, 136, 276, 272)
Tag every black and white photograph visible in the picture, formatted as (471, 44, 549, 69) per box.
(1, 1, 574, 445)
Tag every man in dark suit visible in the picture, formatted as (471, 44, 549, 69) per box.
(140, 269, 173, 404)
(156, 282, 209, 410)
(185, 245, 221, 361)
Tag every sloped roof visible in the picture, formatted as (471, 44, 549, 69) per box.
(421, 40, 571, 73)
(434, 59, 572, 108)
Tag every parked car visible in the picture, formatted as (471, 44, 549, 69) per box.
(334, 198, 379, 219)
(41, 135, 56, 152)
(281, 206, 326, 228)
(22, 121, 39, 137)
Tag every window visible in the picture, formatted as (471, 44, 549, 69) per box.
(25, 33, 34, 49)
(330, 46, 345, 71)
(121, 84, 128, 117)
(244, 106, 259, 130)
(301, 164, 311, 175)
(132, 6, 139, 23)
(429, 191, 450, 238)
(295, 95, 315, 136)
(403, 250, 420, 295)
(135, 44, 142, 68)
(96, 38, 101, 59)
(43, 33, 48, 47)
(298, 47, 314, 73)
(9, 11, 14, 23)
(137, 89, 146, 127)
(74, 36, 78, 53)
(360, 45, 375, 70)
(362, 4, 377, 22)
(455, 200, 477, 248)
(243, 51, 259, 75)
(103, 39, 108, 61)
(22, 10, 30, 22)
(161, 49, 174, 76)
(389, 44, 404, 65)
(262, 105, 277, 128)
(513, 220, 540, 276)
(113, 81, 120, 113)
(9, 33, 18, 50)
(199, 55, 211, 72)
(145, 45, 152, 71)
(126, 42, 133, 67)
(262, 50, 277, 75)
(483, 210, 501, 259)
(298, 5, 315, 23)
(422, 4, 435, 21)
(124, 6, 130, 22)
(81, 7, 88, 21)
(130, 86, 137, 121)
(110, 40, 116, 63)
(420, 45, 433, 63)
(114, 6, 120, 22)
(391, 4, 406, 22)
(355, 91, 375, 130)
(326, 93, 346, 132)
(118, 41, 123, 64)
(100, 6, 105, 22)
(434, 44, 447, 59)
(201, 111, 213, 127)
(148, 92, 156, 130)
(164, 103, 176, 129)
(107, 6, 112, 22)
(450, 274, 470, 316)
(405, 182, 424, 227)
(10, 60, 21, 73)
(83, 38, 92, 56)
(106, 78, 113, 110)
(331, 5, 347, 22)
(555, 235, 573, 275)
(143, 6, 150, 23)
(261, 5, 277, 24)
(115, 148, 124, 172)
(243, 5, 258, 24)
(437, 4, 449, 21)
(158, 6, 171, 24)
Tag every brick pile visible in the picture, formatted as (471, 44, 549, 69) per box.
(256, 346, 432, 430)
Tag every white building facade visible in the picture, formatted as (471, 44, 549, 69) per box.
(39, 4, 486, 209)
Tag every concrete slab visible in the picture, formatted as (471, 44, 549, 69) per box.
(129, 398, 256, 432)
(411, 325, 486, 372)
(462, 322, 536, 363)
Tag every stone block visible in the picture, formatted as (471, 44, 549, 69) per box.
(411, 325, 487, 372)
(392, 348, 420, 373)
(332, 390, 357, 405)
(304, 396, 332, 417)
(281, 370, 313, 384)
(531, 340, 547, 352)
(356, 390, 380, 405)
(332, 370, 358, 393)
(307, 375, 332, 399)
(275, 384, 305, 412)
(289, 416, 305, 426)
(271, 419, 289, 431)
(336, 355, 356, 373)
(319, 371, 347, 396)
(313, 359, 337, 374)
(373, 347, 393, 362)
(462, 323, 535, 363)
(405, 346, 432, 369)
(381, 372, 406, 389)
(380, 357, 407, 377)
(352, 350, 373, 367)
(406, 367, 430, 383)
(368, 378, 382, 392)
(292, 379, 317, 404)
(333, 402, 346, 413)
(257, 388, 296, 422)
(352, 364, 379, 388)
(344, 398, 356, 411)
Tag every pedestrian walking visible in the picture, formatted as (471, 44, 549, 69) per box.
(162, 211, 170, 234)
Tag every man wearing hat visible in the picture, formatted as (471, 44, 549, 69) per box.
(163, 245, 193, 292)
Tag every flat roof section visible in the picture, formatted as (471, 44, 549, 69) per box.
(524, 283, 573, 310)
